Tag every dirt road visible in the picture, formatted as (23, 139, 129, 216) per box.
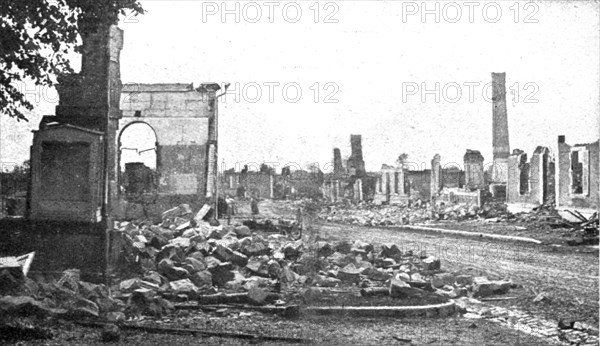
(315, 221, 599, 327)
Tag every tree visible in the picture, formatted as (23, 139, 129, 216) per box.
(396, 153, 409, 167)
(259, 163, 274, 175)
(0, 0, 143, 121)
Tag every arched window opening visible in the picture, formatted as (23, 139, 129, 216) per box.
(118, 122, 158, 195)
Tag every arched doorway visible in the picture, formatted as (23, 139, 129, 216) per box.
(118, 122, 158, 195)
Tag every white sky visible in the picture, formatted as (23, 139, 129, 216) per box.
(1, 0, 599, 173)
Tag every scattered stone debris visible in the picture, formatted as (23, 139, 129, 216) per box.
(564, 212, 599, 246)
(0, 203, 524, 342)
(319, 200, 503, 226)
(320, 200, 600, 246)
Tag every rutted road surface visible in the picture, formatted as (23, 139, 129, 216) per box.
(316, 221, 599, 329)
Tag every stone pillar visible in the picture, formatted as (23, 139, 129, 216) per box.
(205, 143, 216, 198)
(333, 148, 344, 177)
(381, 172, 388, 196)
(354, 179, 363, 201)
(348, 135, 366, 177)
(464, 150, 485, 190)
(430, 154, 441, 200)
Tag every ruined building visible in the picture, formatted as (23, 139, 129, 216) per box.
(374, 164, 408, 205)
(506, 146, 552, 213)
(14, 17, 222, 278)
(220, 169, 274, 199)
(324, 135, 375, 202)
(116, 82, 220, 217)
(490, 72, 510, 198)
(373, 153, 478, 206)
(347, 135, 366, 177)
(333, 148, 345, 177)
(555, 136, 599, 220)
(464, 149, 485, 190)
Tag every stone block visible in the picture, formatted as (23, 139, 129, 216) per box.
(431, 273, 455, 288)
(422, 256, 441, 271)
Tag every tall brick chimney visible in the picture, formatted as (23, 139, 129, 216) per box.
(490, 72, 510, 197)
(492, 72, 510, 162)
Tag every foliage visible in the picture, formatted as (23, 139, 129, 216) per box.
(396, 153, 409, 166)
(259, 163, 274, 175)
(0, 0, 143, 120)
(1, 161, 30, 196)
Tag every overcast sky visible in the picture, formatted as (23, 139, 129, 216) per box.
(1, 0, 599, 173)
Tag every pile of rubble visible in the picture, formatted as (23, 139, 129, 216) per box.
(112, 203, 515, 309)
(564, 211, 599, 246)
(318, 200, 505, 226)
(0, 203, 519, 343)
(0, 268, 128, 323)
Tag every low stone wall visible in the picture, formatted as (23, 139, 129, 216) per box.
(437, 188, 482, 207)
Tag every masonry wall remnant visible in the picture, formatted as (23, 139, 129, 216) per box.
(21, 18, 125, 278)
(555, 135, 599, 220)
(20, 18, 223, 278)
(464, 149, 485, 190)
(324, 134, 373, 202)
(433, 153, 481, 207)
(347, 134, 366, 177)
(116, 83, 218, 217)
(430, 154, 442, 200)
(333, 148, 344, 177)
(506, 146, 552, 213)
(220, 171, 274, 199)
(374, 164, 408, 205)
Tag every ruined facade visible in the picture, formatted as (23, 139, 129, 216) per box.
(30, 23, 124, 224)
(556, 136, 599, 220)
(374, 154, 472, 206)
(464, 149, 485, 190)
(21, 20, 125, 277)
(490, 72, 510, 198)
(435, 151, 482, 207)
(220, 171, 274, 199)
(347, 134, 366, 177)
(506, 146, 552, 213)
(116, 83, 217, 215)
(20, 18, 222, 277)
(333, 148, 345, 177)
(324, 135, 371, 202)
(373, 164, 408, 205)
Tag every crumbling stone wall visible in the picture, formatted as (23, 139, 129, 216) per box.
(374, 164, 408, 205)
(506, 146, 551, 213)
(556, 136, 599, 218)
(220, 171, 274, 199)
(21, 21, 124, 279)
(116, 83, 215, 217)
(406, 170, 431, 202)
(347, 134, 366, 177)
(333, 148, 345, 177)
(464, 149, 485, 190)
